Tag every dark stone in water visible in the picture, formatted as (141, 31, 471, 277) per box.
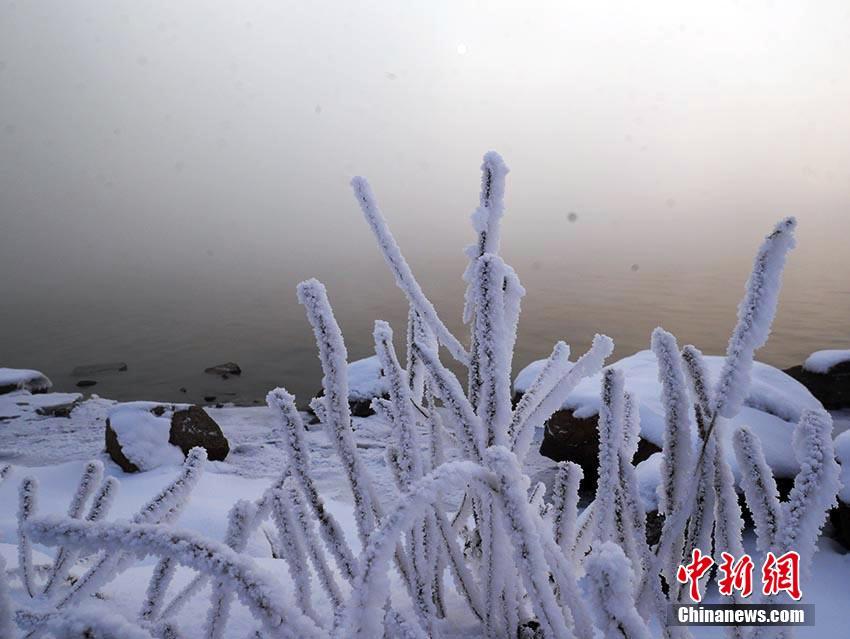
(179, 387, 187, 393)
(204, 362, 241, 377)
(72, 362, 127, 376)
(784, 361, 850, 409)
(76, 380, 97, 388)
(204, 395, 216, 402)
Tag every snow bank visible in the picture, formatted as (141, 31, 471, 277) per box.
(0, 368, 51, 394)
(515, 350, 822, 478)
(346, 356, 388, 401)
(107, 403, 186, 472)
(803, 349, 850, 374)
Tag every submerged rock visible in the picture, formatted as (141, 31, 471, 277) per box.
(0, 368, 52, 395)
(76, 380, 97, 388)
(106, 402, 229, 472)
(71, 362, 127, 376)
(204, 362, 242, 377)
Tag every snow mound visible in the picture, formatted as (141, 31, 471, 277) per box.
(803, 349, 850, 374)
(107, 402, 187, 472)
(515, 350, 823, 478)
(513, 358, 574, 395)
(0, 368, 52, 394)
(834, 429, 850, 503)
(347, 356, 388, 401)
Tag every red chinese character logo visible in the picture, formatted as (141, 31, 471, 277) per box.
(717, 551, 754, 598)
(676, 548, 714, 602)
(762, 551, 801, 600)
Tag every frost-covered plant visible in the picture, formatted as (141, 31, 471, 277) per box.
(7, 157, 836, 639)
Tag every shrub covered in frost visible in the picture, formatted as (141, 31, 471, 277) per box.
(5, 155, 838, 639)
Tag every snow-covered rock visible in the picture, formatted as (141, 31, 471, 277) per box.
(310, 355, 389, 419)
(804, 350, 850, 374)
(106, 402, 229, 473)
(517, 350, 823, 479)
(0, 368, 51, 395)
(785, 350, 850, 410)
(0, 391, 82, 423)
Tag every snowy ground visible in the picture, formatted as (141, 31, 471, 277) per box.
(0, 390, 847, 637)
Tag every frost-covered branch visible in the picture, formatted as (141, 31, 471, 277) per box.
(298, 279, 378, 546)
(0, 555, 12, 639)
(267, 387, 358, 582)
(732, 426, 782, 552)
(778, 409, 840, 571)
(411, 341, 484, 461)
(512, 334, 614, 461)
(57, 449, 206, 610)
(652, 329, 695, 581)
(351, 176, 469, 365)
(18, 475, 38, 598)
(712, 217, 797, 418)
(337, 461, 496, 639)
(585, 542, 653, 639)
(594, 369, 626, 544)
(469, 254, 513, 447)
(27, 515, 327, 639)
(42, 461, 104, 596)
(462, 151, 510, 325)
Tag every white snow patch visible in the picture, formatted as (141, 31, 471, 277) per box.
(634, 452, 662, 513)
(347, 355, 388, 400)
(803, 349, 850, 374)
(107, 402, 186, 471)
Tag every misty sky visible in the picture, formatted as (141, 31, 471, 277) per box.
(1, 1, 849, 401)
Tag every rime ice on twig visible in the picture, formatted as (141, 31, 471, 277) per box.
(351, 176, 469, 365)
(26, 515, 326, 639)
(267, 388, 357, 582)
(17, 476, 38, 598)
(713, 217, 797, 419)
(732, 427, 782, 552)
(778, 409, 840, 572)
(585, 542, 653, 639)
(0, 555, 12, 639)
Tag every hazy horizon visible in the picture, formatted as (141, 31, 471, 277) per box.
(2, 1, 849, 403)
